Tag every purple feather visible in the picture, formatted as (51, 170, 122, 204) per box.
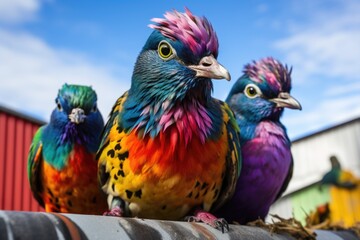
(60, 122, 89, 145)
(216, 57, 299, 224)
(215, 121, 292, 223)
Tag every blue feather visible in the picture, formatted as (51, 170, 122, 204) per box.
(41, 84, 104, 169)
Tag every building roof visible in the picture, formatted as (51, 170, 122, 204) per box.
(285, 115, 360, 195)
(292, 116, 360, 143)
(0, 105, 46, 125)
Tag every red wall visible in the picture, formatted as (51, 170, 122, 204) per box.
(0, 106, 45, 211)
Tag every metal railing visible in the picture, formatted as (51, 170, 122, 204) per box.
(0, 210, 358, 240)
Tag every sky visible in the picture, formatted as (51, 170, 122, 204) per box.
(0, 0, 359, 140)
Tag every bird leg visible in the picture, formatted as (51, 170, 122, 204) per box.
(103, 196, 125, 217)
(185, 209, 229, 233)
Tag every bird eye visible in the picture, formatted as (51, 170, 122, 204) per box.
(244, 84, 261, 98)
(91, 103, 97, 112)
(56, 100, 63, 111)
(158, 41, 174, 60)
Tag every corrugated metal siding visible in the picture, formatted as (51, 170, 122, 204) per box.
(269, 117, 360, 224)
(0, 109, 44, 212)
(286, 118, 360, 194)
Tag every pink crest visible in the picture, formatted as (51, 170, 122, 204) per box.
(243, 57, 292, 92)
(149, 8, 219, 57)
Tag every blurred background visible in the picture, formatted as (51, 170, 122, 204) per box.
(0, 0, 359, 227)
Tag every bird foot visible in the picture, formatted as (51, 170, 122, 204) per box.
(103, 206, 123, 217)
(185, 210, 229, 233)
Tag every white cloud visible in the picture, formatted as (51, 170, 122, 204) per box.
(275, 30, 360, 82)
(274, 0, 360, 82)
(325, 82, 360, 97)
(0, 29, 130, 122)
(275, 1, 360, 81)
(0, 0, 42, 23)
(274, 0, 360, 138)
(283, 94, 360, 139)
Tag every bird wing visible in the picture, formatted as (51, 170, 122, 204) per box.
(211, 101, 242, 212)
(27, 126, 45, 208)
(97, 92, 128, 189)
(274, 155, 293, 201)
(337, 170, 357, 189)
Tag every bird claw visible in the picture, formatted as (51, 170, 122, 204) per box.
(103, 206, 123, 217)
(185, 210, 229, 233)
(214, 218, 229, 233)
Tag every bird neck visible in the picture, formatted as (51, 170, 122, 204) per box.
(239, 118, 290, 146)
(42, 122, 99, 169)
(122, 92, 221, 143)
(157, 99, 213, 144)
(60, 122, 90, 145)
(254, 121, 290, 146)
(237, 118, 257, 145)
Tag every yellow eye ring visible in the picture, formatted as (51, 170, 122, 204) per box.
(158, 41, 174, 60)
(244, 84, 261, 98)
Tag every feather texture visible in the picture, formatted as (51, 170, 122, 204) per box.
(27, 84, 107, 214)
(97, 9, 241, 227)
(215, 57, 301, 224)
(149, 8, 218, 58)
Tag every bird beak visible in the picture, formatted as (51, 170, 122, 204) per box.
(188, 55, 231, 81)
(69, 108, 86, 124)
(270, 92, 302, 110)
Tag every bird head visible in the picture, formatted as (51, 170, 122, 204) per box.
(130, 8, 230, 105)
(226, 57, 301, 123)
(329, 155, 341, 169)
(51, 84, 103, 130)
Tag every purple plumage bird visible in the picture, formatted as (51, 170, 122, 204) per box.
(214, 57, 302, 224)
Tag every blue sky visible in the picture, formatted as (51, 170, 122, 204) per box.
(0, 0, 359, 140)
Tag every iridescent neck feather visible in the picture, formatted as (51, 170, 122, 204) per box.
(133, 99, 213, 144)
(60, 122, 90, 145)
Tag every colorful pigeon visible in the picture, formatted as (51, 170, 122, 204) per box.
(97, 9, 241, 231)
(28, 84, 107, 214)
(215, 57, 301, 224)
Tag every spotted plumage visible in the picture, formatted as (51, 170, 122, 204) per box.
(215, 57, 301, 224)
(97, 9, 241, 229)
(27, 84, 107, 214)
